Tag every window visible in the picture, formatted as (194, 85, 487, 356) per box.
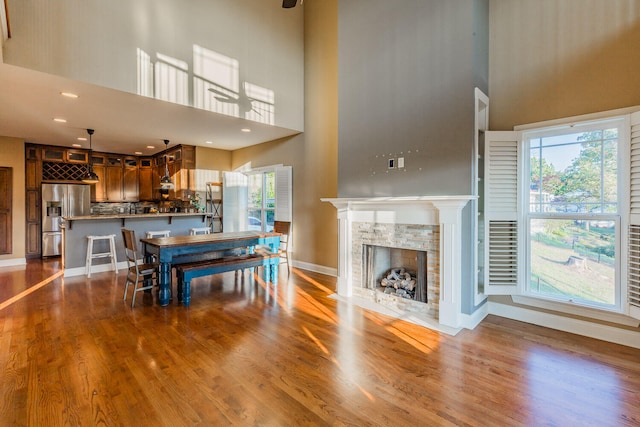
(525, 120, 623, 309)
(222, 166, 292, 233)
(484, 112, 640, 321)
(248, 171, 275, 232)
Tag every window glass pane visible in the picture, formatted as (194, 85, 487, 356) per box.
(529, 218, 615, 306)
(248, 174, 262, 209)
(265, 172, 275, 208)
(528, 129, 618, 214)
(248, 209, 262, 230)
(603, 139, 617, 206)
(265, 210, 275, 231)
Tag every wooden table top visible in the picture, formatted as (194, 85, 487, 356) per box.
(140, 230, 281, 248)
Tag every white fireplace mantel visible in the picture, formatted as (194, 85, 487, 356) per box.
(322, 195, 476, 329)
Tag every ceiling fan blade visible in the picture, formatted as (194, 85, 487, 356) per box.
(282, 0, 297, 8)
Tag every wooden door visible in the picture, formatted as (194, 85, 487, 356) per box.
(0, 167, 12, 254)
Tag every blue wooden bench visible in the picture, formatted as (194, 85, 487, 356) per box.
(175, 250, 280, 306)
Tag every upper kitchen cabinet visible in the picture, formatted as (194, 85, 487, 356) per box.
(138, 158, 154, 201)
(123, 157, 139, 201)
(167, 145, 195, 200)
(90, 154, 107, 202)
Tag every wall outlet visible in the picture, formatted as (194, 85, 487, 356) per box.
(398, 157, 405, 168)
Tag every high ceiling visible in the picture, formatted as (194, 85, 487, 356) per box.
(0, 63, 301, 156)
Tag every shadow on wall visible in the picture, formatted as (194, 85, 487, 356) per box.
(136, 45, 275, 126)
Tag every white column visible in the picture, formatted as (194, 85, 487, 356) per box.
(432, 200, 468, 328)
(336, 207, 353, 296)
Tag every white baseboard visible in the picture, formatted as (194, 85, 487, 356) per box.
(489, 300, 640, 349)
(64, 261, 127, 278)
(291, 260, 337, 277)
(0, 258, 27, 268)
(461, 302, 489, 330)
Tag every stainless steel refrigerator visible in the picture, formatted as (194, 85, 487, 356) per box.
(42, 183, 91, 257)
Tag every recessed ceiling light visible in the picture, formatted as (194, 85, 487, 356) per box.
(241, 128, 251, 133)
(72, 143, 82, 147)
(205, 141, 213, 144)
(77, 137, 87, 141)
(147, 145, 155, 149)
(134, 151, 143, 155)
(60, 92, 78, 98)
(53, 118, 67, 123)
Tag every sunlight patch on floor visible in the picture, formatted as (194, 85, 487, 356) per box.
(0, 270, 64, 311)
(328, 293, 461, 336)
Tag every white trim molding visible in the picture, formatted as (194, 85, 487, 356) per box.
(489, 300, 640, 349)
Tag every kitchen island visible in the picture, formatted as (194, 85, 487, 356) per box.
(62, 212, 213, 277)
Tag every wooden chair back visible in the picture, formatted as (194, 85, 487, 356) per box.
(121, 228, 139, 264)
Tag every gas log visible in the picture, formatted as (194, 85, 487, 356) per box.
(380, 268, 417, 299)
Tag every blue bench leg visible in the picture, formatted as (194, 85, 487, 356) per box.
(177, 275, 183, 303)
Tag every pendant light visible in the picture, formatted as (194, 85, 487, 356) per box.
(81, 129, 100, 184)
(160, 139, 175, 189)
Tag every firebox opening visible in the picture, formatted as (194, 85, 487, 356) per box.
(362, 245, 428, 303)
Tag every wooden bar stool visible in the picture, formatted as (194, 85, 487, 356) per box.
(85, 234, 118, 278)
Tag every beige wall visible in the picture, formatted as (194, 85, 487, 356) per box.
(0, 137, 25, 261)
(489, 0, 640, 130)
(231, 0, 339, 271)
(195, 146, 232, 172)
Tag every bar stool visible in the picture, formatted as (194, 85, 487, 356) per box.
(145, 230, 170, 263)
(146, 230, 171, 238)
(86, 234, 118, 278)
(189, 227, 211, 235)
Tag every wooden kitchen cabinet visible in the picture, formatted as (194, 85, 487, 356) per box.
(90, 154, 107, 202)
(26, 190, 40, 222)
(139, 158, 153, 201)
(106, 156, 123, 201)
(66, 150, 89, 163)
(123, 157, 139, 201)
(26, 222, 41, 256)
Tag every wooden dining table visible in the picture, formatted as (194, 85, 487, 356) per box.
(140, 230, 281, 306)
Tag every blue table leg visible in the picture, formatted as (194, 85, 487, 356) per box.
(158, 262, 171, 306)
(183, 280, 191, 307)
(272, 262, 279, 284)
(262, 261, 271, 283)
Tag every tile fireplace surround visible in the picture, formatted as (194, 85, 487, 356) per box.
(322, 196, 475, 331)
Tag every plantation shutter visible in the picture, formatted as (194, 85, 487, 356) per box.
(222, 171, 248, 232)
(484, 131, 522, 295)
(274, 166, 292, 222)
(627, 112, 640, 319)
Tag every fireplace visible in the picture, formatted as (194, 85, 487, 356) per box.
(362, 245, 428, 302)
(322, 196, 474, 329)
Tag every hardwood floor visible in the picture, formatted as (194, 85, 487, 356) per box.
(1, 259, 639, 426)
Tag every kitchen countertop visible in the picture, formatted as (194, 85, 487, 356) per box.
(63, 212, 212, 221)
(62, 212, 213, 229)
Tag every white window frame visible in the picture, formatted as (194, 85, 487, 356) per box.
(521, 118, 626, 312)
(484, 107, 640, 324)
(222, 166, 292, 233)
